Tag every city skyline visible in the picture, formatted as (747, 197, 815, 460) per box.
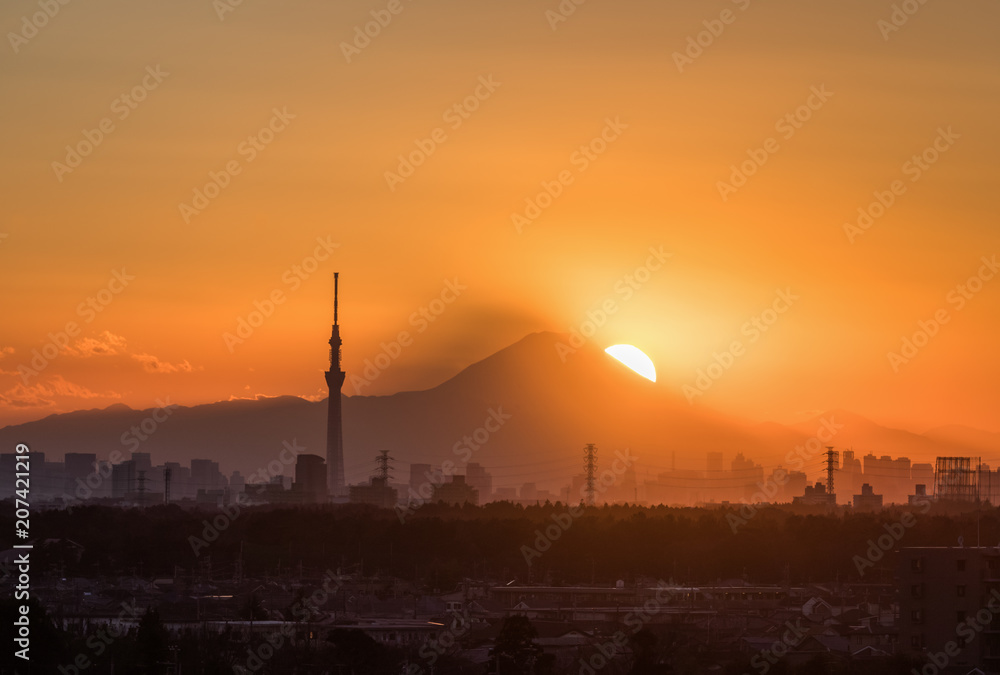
(3, 1, 999, 671)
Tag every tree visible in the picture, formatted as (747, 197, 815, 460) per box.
(491, 615, 541, 675)
(242, 592, 268, 620)
(629, 628, 658, 673)
(0, 597, 69, 672)
(135, 607, 170, 674)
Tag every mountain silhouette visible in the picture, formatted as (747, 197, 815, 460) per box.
(0, 332, 994, 490)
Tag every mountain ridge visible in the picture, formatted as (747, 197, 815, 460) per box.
(1, 332, 997, 487)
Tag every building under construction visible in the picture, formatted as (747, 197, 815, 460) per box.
(934, 456, 980, 502)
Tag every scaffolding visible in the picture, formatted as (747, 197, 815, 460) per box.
(934, 457, 980, 502)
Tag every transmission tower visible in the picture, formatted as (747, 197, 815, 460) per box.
(583, 444, 598, 506)
(824, 447, 839, 500)
(374, 450, 394, 482)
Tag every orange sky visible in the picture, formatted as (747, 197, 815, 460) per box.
(1, 0, 998, 432)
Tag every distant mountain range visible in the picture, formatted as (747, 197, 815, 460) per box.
(1, 332, 997, 488)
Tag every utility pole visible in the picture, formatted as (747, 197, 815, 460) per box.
(234, 541, 243, 585)
(584, 444, 598, 506)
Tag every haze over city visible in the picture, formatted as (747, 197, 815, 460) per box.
(3, 1, 1000, 673)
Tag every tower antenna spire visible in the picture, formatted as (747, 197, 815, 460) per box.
(325, 272, 346, 498)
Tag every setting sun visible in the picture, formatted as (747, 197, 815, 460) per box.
(604, 344, 657, 383)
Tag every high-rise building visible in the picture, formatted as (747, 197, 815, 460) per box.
(325, 272, 346, 498)
(191, 459, 222, 491)
(852, 483, 883, 511)
(163, 462, 188, 500)
(230, 471, 245, 494)
(432, 475, 479, 506)
(899, 546, 1000, 669)
(64, 453, 97, 495)
(112, 460, 135, 498)
(706, 452, 724, 474)
(409, 463, 433, 502)
(792, 482, 835, 506)
(494, 486, 517, 501)
(783, 470, 808, 502)
(294, 454, 327, 503)
(349, 476, 397, 508)
(132, 452, 152, 474)
(912, 463, 935, 493)
(466, 462, 493, 502)
(520, 482, 538, 501)
(838, 450, 863, 498)
(891, 457, 912, 504)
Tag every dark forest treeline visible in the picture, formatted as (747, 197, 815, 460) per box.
(3, 500, 997, 586)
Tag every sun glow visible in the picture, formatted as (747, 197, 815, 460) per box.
(604, 344, 656, 382)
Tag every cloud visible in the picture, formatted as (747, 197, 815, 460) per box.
(131, 353, 194, 374)
(0, 375, 122, 408)
(66, 331, 128, 357)
(60, 331, 197, 374)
